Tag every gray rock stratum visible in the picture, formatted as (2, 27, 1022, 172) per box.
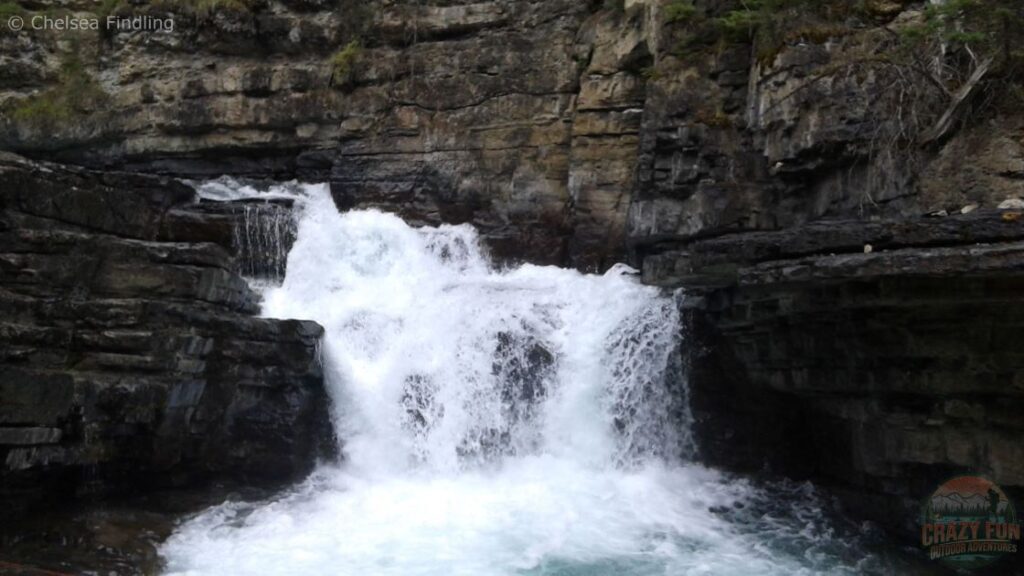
(0, 153, 330, 517)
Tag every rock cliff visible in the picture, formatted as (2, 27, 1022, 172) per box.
(2, 0, 1024, 542)
(0, 0, 650, 269)
(624, 0, 1024, 540)
(0, 153, 330, 517)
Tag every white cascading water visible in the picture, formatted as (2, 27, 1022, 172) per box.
(161, 181, 887, 575)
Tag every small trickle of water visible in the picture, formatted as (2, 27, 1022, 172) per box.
(193, 178, 302, 286)
(233, 203, 295, 282)
(161, 182, 890, 576)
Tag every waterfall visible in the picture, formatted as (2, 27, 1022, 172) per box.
(193, 178, 301, 285)
(255, 185, 692, 474)
(162, 181, 888, 576)
(233, 202, 295, 282)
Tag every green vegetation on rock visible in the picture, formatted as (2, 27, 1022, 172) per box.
(666, 0, 863, 63)
(603, 0, 626, 14)
(0, 1, 25, 20)
(659, 0, 1024, 198)
(96, 0, 126, 19)
(329, 40, 362, 88)
(899, 0, 1024, 69)
(10, 53, 107, 127)
(664, 0, 697, 24)
(667, 0, 1023, 69)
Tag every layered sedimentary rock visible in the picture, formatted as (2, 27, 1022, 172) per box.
(0, 0, 656, 269)
(0, 153, 329, 516)
(651, 214, 1024, 534)
(3, 0, 1024, 540)
(624, 1, 1024, 540)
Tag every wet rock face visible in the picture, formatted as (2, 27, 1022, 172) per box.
(164, 198, 299, 283)
(0, 154, 330, 517)
(665, 214, 1024, 539)
(615, 0, 1024, 539)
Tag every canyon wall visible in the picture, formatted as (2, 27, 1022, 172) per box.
(625, 0, 1024, 539)
(0, 0, 652, 269)
(0, 153, 330, 517)
(2, 0, 1024, 539)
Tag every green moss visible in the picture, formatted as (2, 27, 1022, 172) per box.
(96, 0, 128, 21)
(10, 53, 107, 127)
(603, 0, 625, 14)
(329, 40, 362, 88)
(693, 105, 732, 128)
(721, 0, 862, 63)
(12, 93, 69, 124)
(665, 0, 698, 24)
(0, 1, 25, 20)
(665, 1, 881, 64)
(717, 5, 765, 40)
(667, 0, 1024, 69)
(640, 65, 664, 80)
(898, 0, 1024, 68)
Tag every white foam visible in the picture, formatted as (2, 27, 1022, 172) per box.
(161, 182, 878, 576)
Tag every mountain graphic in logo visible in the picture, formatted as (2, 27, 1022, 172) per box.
(921, 476, 1021, 570)
(930, 492, 1010, 517)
